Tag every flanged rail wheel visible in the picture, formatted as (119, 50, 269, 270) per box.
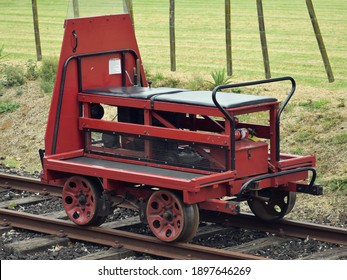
(146, 190, 199, 242)
(62, 176, 107, 226)
(247, 188, 296, 222)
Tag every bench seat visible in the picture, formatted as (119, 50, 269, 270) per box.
(83, 86, 277, 109)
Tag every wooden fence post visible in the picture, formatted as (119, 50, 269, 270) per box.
(225, 0, 232, 76)
(73, 0, 79, 18)
(31, 0, 42, 61)
(169, 0, 176, 71)
(125, 0, 135, 28)
(306, 0, 334, 82)
(256, 0, 271, 79)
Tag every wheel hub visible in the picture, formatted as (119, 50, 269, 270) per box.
(78, 194, 87, 206)
(163, 211, 173, 221)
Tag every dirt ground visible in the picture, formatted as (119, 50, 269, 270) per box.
(0, 81, 49, 171)
(0, 80, 345, 228)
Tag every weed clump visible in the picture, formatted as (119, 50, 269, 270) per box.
(0, 100, 19, 114)
(207, 69, 232, 90)
(25, 59, 40, 81)
(40, 57, 58, 94)
(1, 64, 26, 87)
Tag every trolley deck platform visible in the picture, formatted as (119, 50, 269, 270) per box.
(45, 152, 236, 191)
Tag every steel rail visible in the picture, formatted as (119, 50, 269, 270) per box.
(0, 173, 62, 196)
(0, 208, 265, 260)
(200, 211, 347, 246)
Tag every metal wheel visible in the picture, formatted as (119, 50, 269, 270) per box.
(62, 176, 108, 226)
(247, 188, 296, 222)
(146, 190, 199, 242)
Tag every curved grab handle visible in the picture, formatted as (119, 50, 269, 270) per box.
(211, 76, 296, 169)
(72, 30, 78, 53)
(51, 49, 140, 154)
(212, 76, 296, 116)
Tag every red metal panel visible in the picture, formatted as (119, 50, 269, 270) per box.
(234, 140, 269, 178)
(44, 14, 146, 156)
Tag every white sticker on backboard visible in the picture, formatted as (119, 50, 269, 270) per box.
(109, 58, 122, 75)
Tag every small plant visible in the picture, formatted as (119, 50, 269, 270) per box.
(25, 59, 39, 81)
(16, 85, 24, 96)
(337, 98, 345, 108)
(7, 201, 17, 209)
(1, 64, 25, 87)
(40, 57, 58, 82)
(324, 177, 347, 192)
(40, 57, 58, 93)
(207, 69, 232, 90)
(2, 157, 19, 169)
(0, 100, 20, 114)
(40, 80, 55, 94)
(298, 99, 330, 110)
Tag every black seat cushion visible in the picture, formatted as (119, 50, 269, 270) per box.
(154, 90, 277, 108)
(83, 86, 185, 99)
(83, 87, 277, 109)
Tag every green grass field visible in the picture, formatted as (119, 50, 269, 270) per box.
(0, 0, 346, 89)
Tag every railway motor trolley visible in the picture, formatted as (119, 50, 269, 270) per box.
(40, 12, 322, 242)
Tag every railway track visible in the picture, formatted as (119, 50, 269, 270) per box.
(0, 173, 346, 260)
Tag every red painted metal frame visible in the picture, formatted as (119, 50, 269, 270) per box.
(79, 117, 230, 147)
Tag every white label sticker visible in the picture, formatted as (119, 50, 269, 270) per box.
(109, 58, 122, 75)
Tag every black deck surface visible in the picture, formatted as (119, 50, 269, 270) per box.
(83, 86, 277, 109)
(65, 156, 206, 180)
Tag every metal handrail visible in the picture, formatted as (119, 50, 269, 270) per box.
(211, 76, 296, 170)
(52, 49, 140, 154)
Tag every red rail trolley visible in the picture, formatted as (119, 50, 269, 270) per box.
(40, 13, 322, 242)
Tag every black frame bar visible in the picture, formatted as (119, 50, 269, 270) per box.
(52, 49, 140, 154)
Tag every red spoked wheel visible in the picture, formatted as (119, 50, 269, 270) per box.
(247, 188, 296, 222)
(146, 190, 199, 242)
(62, 176, 107, 226)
